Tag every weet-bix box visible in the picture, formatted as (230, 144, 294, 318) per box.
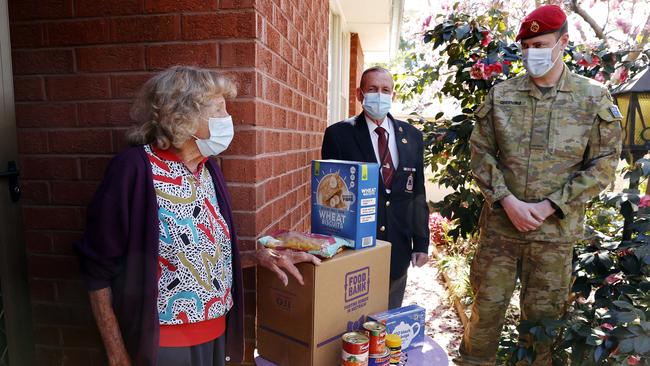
(311, 160, 379, 249)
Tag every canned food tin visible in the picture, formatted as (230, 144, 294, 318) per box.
(363, 321, 386, 355)
(342, 332, 369, 366)
(368, 348, 391, 366)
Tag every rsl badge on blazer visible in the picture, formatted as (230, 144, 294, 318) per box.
(403, 167, 415, 193)
(406, 175, 414, 192)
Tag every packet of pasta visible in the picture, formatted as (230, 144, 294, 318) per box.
(257, 230, 351, 258)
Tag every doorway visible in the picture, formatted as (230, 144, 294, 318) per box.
(0, 0, 35, 364)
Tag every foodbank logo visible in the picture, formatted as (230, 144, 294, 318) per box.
(344, 267, 370, 303)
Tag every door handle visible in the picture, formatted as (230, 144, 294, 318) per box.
(0, 161, 21, 202)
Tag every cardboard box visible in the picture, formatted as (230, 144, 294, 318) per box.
(311, 160, 379, 249)
(257, 241, 391, 366)
(367, 304, 426, 351)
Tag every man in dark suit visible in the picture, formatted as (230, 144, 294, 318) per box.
(321, 66, 430, 309)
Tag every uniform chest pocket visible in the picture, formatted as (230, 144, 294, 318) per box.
(549, 112, 592, 159)
(492, 105, 529, 155)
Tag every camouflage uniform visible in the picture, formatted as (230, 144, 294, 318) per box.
(457, 65, 622, 365)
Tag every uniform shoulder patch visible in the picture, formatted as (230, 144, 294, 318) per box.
(475, 102, 492, 119)
(610, 105, 622, 119)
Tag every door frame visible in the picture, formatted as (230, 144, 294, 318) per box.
(0, 0, 36, 364)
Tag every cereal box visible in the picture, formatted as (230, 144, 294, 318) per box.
(367, 305, 426, 351)
(311, 160, 379, 250)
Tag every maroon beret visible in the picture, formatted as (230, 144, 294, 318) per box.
(516, 5, 567, 41)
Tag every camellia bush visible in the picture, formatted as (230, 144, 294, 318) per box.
(395, 3, 650, 365)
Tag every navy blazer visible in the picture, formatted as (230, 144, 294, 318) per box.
(321, 113, 430, 279)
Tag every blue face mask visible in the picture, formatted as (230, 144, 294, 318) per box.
(362, 92, 392, 120)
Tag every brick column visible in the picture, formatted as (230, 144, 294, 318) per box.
(9, 0, 329, 364)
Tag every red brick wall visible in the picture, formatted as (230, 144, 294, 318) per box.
(348, 33, 364, 116)
(224, 0, 329, 362)
(9, 0, 329, 364)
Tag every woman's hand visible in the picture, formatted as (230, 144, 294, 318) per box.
(256, 248, 321, 286)
(108, 351, 132, 366)
(411, 252, 429, 267)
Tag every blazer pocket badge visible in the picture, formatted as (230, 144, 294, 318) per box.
(406, 173, 414, 193)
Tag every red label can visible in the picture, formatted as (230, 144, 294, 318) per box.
(342, 332, 369, 366)
(363, 321, 386, 355)
(368, 349, 391, 366)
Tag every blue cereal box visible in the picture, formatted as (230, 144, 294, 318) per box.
(368, 304, 426, 351)
(311, 160, 379, 250)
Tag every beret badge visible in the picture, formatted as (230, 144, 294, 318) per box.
(530, 21, 540, 32)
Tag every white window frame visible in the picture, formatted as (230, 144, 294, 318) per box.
(327, 8, 350, 126)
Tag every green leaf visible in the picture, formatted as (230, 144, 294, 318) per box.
(586, 333, 603, 346)
(447, 43, 462, 58)
(628, 325, 645, 336)
(621, 200, 638, 219)
(592, 328, 607, 337)
(455, 24, 471, 40)
(596, 251, 614, 269)
(594, 345, 605, 362)
(641, 321, 650, 333)
(451, 114, 467, 122)
(617, 311, 638, 323)
(619, 338, 635, 353)
(620, 255, 642, 275)
(613, 327, 633, 339)
(634, 308, 647, 322)
(634, 336, 650, 354)
(640, 161, 650, 176)
(613, 300, 636, 310)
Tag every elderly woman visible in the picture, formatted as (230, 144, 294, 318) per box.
(75, 66, 319, 366)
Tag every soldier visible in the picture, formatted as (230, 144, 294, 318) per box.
(456, 5, 623, 365)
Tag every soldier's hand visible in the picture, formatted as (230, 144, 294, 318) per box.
(531, 200, 556, 221)
(501, 195, 543, 232)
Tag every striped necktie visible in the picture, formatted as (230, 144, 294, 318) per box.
(374, 126, 395, 189)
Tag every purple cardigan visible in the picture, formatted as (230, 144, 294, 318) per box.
(75, 146, 244, 365)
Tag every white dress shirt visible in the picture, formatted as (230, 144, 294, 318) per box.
(365, 115, 399, 169)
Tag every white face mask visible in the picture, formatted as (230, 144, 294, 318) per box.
(522, 38, 563, 78)
(362, 92, 392, 120)
(193, 116, 234, 157)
